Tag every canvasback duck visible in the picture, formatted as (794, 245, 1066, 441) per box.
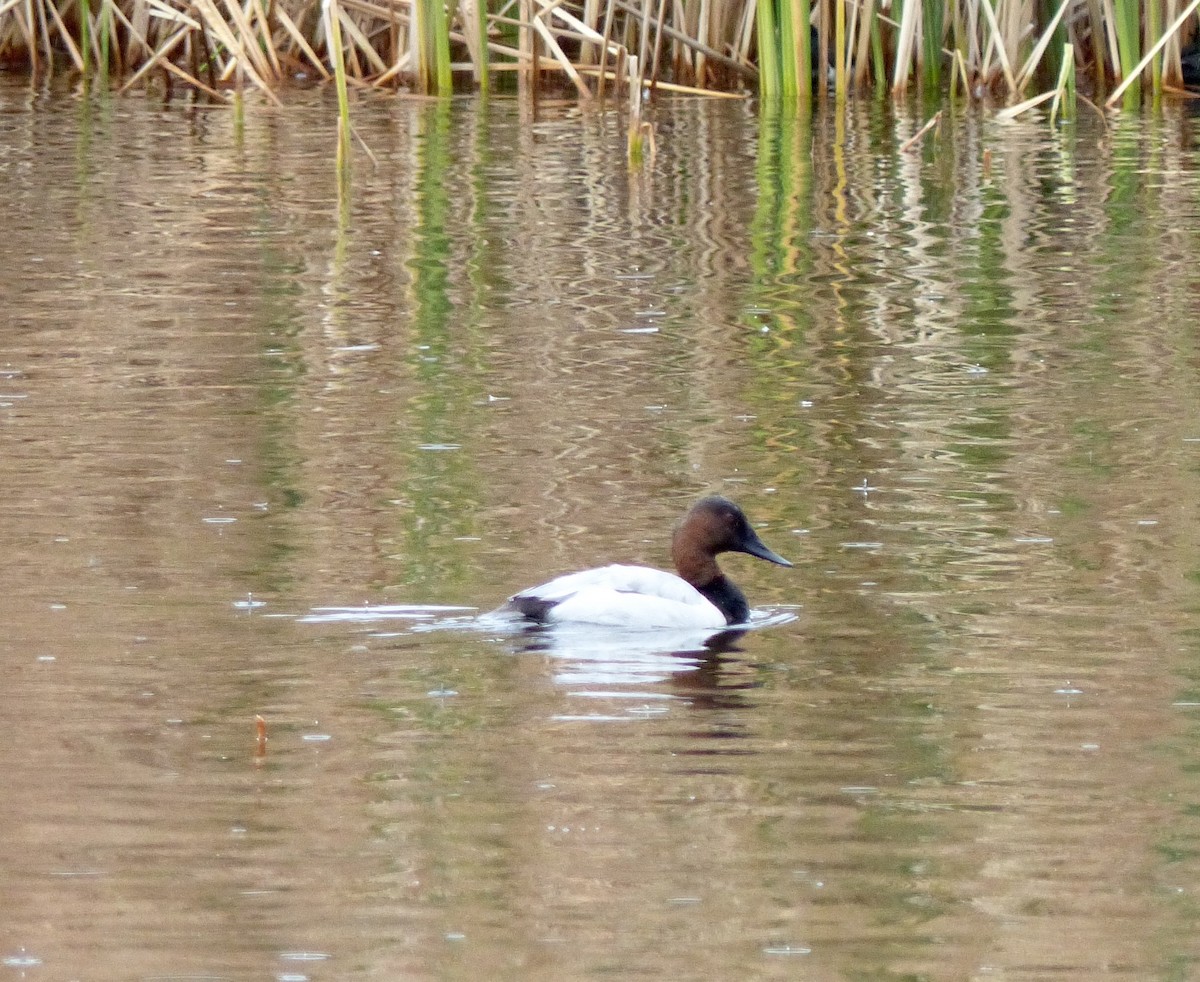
(505, 496, 792, 629)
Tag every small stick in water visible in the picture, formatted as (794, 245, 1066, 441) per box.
(900, 111, 942, 153)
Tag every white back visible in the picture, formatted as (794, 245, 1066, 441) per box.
(512, 564, 726, 629)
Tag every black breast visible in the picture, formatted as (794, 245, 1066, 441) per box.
(697, 576, 750, 625)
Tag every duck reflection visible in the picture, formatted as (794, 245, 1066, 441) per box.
(303, 602, 793, 713)
(509, 622, 769, 711)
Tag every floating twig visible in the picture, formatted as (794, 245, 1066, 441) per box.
(899, 110, 941, 152)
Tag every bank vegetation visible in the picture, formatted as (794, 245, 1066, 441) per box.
(2, 0, 1199, 113)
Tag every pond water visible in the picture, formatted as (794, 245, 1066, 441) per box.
(3, 79, 1200, 980)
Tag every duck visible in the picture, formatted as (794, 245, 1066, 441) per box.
(504, 496, 792, 629)
(1184, 39, 1200, 88)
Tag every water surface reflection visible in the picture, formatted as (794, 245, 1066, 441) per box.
(2, 84, 1200, 979)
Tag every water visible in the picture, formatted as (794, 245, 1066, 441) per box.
(3, 82, 1200, 979)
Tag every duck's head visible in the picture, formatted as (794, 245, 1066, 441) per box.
(672, 496, 792, 572)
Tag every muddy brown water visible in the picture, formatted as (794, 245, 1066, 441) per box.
(3, 82, 1200, 980)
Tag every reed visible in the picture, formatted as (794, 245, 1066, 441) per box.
(323, 0, 352, 175)
(2, 0, 1199, 119)
(97, 0, 113, 77)
(1111, 0, 1142, 105)
(414, 0, 452, 92)
(1049, 41, 1075, 123)
(755, 0, 781, 99)
(77, 0, 89, 75)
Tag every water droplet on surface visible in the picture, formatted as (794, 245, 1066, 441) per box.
(763, 944, 812, 956)
(628, 705, 669, 718)
(279, 951, 330, 962)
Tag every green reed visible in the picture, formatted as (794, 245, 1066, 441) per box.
(1112, 0, 1143, 105)
(323, 0, 352, 175)
(756, 0, 781, 99)
(1050, 42, 1075, 125)
(415, 0, 453, 94)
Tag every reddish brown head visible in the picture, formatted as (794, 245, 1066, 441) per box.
(670, 496, 792, 588)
